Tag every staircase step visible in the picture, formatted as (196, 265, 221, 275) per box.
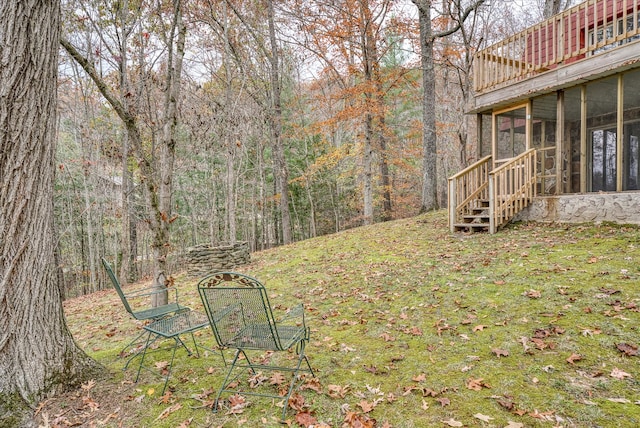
(453, 223, 490, 233)
(462, 215, 490, 223)
(470, 208, 489, 215)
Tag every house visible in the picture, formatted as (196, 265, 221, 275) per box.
(449, 0, 640, 233)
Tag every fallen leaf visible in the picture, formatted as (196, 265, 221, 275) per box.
(566, 353, 582, 365)
(155, 403, 182, 420)
(300, 377, 323, 393)
(608, 398, 631, 403)
(436, 397, 450, 407)
(270, 372, 286, 385)
(492, 348, 509, 358)
(616, 343, 638, 356)
(473, 413, 494, 422)
(295, 411, 317, 428)
(504, 422, 524, 428)
(328, 384, 349, 399)
(288, 393, 307, 411)
(610, 368, 632, 379)
(81, 380, 96, 391)
(380, 332, 396, 342)
(412, 373, 426, 382)
(473, 325, 488, 332)
(442, 418, 463, 427)
(357, 400, 375, 413)
(524, 289, 541, 298)
(467, 377, 490, 391)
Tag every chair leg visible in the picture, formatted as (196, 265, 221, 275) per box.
(159, 337, 180, 395)
(213, 349, 242, 413)
(134, 331, 153, 383)
(280, 340, 312, 422)
(121, 329, 149, 370)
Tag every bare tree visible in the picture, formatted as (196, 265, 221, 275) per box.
(0, 1, 101, 425)
(544, 0, 573, 18)
(61, 0, 187, 305)
(411, 0, 485, 212)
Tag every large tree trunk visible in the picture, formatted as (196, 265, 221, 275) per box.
(267, 0, 292, 244)
(414, 0, 439, 212)
(0, 1, 101, 425)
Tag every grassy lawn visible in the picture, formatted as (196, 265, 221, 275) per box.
(39, 211, 640, 427)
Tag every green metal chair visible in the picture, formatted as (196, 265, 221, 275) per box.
(197, 272, 315, 422)
(101, 257, 187, 367)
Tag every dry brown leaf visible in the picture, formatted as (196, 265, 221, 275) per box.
(288, 393, 307, 411)
(269, 372, 286, 386)
(295, 411, 318, 428)
(566, 353, 582, 365)
(616, 343, 638, 356)
(610, 367, 633, 379)
(492, 348, 509, 358)
(504, 422, 524, 428)
(155, 403, 182, 420)
(442, 418, 463, 427)
(380, 332, 396, 342)
(81, 380, 96, 391)
(436, 397, 450, 407)
(299, 377, 322, 393)
(327, 385, 349, 398)
(473, 413, 494, 422)
(412, 373, 426, 383)
(467, 377, 490, 391)
(357, 400, 375, 413)
(524, 289, 541, 298)
(473, 325, 487, 332)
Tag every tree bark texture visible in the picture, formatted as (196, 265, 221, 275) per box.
(0, 1, 101, 425)
(268, 0, 292, 244)
(413, 0, 439, 212)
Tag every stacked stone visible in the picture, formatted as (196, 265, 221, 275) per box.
(185, 242, 250, 277)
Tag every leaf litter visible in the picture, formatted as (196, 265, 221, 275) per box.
(38, 212, 640, 427)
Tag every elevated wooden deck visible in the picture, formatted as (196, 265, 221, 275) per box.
(473, 0, 640, 112)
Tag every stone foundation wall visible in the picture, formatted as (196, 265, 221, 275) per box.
(185, 242, 250, 277)
(513, 192, 640, 225)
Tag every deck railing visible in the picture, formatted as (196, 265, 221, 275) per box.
(489, 149, 537, 233)
(475, 0, 640, 93)
(448, 155, 492, 231)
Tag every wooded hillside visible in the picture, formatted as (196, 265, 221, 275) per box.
(54, 0, 554, 297)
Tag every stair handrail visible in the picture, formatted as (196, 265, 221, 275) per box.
(448, 155, 492, 232)
(488, 149, 537, 233)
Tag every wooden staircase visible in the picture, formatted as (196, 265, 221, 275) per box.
(448, 150, 537, 234)
(453, 199, 490, 233)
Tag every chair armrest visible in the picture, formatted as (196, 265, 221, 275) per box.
(125, 285, 179, 303)
(278, 303, 305, 325)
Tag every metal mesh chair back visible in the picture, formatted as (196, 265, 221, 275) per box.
(198, 272, 282, 351)
(102, 257, 134, 314)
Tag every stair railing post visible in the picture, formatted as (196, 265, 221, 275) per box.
(448, 178, 456, 232)
(488, 173, 495, 234)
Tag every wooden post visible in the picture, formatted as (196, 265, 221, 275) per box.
(448, 178, 456, 232)
(488, 174, 495, 234)
(556, 90, 565, 194)
(580, 85, 588, 192)
(617, 73, 624, 191)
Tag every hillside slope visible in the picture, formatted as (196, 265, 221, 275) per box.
(41, 211, 640, 427)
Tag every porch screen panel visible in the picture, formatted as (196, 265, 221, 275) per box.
(532, 94, 558, 195)
(586, 76, 618, 192)
(564, 87, 582, 193)
(495, 107, 527, 162)
(623, 69, 640, 190)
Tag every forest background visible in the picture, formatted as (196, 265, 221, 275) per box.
(55, 0, 568, 298)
